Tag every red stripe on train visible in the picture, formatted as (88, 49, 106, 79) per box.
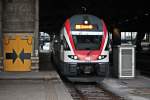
(65, 19, 76, 53)
(65, 19, 108, 61)
(98, 20, 108, 56)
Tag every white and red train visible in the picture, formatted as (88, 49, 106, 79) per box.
(52, 14, 110, 80)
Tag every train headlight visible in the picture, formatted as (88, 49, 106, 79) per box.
(98, 55, 107, 60)
(74, 56, 78, 60)
(70, 55, 74, 59)
(68, 55, 78, 60)
(98, 56, 102, 59)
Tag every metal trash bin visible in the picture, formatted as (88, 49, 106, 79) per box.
(113, 45, 136, 79)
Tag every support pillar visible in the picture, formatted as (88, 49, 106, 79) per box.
(0, 0, 3, 70)
(1, 0, 39, 71)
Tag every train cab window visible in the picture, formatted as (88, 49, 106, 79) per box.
(72, 35, 102, 50)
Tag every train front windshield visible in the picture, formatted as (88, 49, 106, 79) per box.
(73, 35, 102, 50)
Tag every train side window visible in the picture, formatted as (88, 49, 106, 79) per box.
(63, 37, 70, 50)
(105, 34, 110, 51)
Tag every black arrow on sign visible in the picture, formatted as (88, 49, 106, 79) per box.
(19, 49, 31, 63)
(6, 49, 18, 63)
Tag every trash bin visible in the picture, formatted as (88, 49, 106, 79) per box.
(113, 45, 136, 79)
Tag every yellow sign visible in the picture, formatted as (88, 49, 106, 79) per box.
(3, 34, 32, 71)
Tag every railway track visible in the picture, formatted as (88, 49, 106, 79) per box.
(66, 82, 124, 100)
(136, 51, 150, 76)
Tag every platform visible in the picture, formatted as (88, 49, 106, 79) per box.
(0, 71, 59, 80)
(98, 75, 150, 100)
(0, 71, 73, 100)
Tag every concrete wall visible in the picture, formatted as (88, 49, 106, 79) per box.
(2, 0, 35, 33)
(2, 0, 39, 54)
(0, 0, 2, 57)
(1, 0, 39, 70)
(0, 0, 2, 32)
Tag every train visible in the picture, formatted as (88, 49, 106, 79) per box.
(51, 14, 110, 81)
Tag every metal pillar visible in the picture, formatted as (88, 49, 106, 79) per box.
(135, 32, 145, 51)
(32, 0, 39, 71)
(34, 0, 39, 56)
